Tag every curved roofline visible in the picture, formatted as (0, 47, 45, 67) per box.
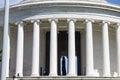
(10, 1, 120, 9)
(20, 0, 107, 3)
(0, 0, 120, 12)
(7, 1, 120, 13)
(0, 0, 120, 26)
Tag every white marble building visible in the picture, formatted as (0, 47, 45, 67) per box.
(0, 0, 120, 80)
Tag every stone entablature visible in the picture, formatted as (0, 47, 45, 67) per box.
(21, 0, 107, 3)
(0, 2, 120, 27)
(0, 0, 120, 26)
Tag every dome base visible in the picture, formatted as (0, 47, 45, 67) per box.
(21, 0, 107, 3)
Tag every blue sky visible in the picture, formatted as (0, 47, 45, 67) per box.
(0, 0, 22, 8)
(0, 0, 120, 8)
(108, 0, 120, 5)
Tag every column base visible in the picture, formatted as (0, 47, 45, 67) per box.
(86, 74, 98, 77)
(103, 73, 111, 77)
(86, 73, 99, 77)
(86, 69, 100, 77)
(67, 73, 77, 76)
(14, 78, 19, 80)
(49, 73, 58, 76)
(118, 75, 120, 77)
(31, 74, 39, 77)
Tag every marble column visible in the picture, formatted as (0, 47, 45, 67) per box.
(68, 19, 76, 76)
(31, 20, 40, 76)
(49, 19, 58, 76)
(2, 26, 10, 77)
(102, 21, 111, 77)
(85, 20, 94, 76)
(116, 23, 120, 76)
(15, 22, 24, 77)
(1, 0, 10, 80)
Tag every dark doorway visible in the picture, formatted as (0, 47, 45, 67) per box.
(58, 31, 68, 75)
(76, 32, 81, 75)
(45, 31, 81, 76)
(45, 32, 50, 75)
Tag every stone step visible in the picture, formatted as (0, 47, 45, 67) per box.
(7, 76, 120, 80)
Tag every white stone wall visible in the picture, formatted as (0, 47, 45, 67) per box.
(92, 25, 103, 76)
(22, 26, 33, 76)
(40, 30, 46, 75)
(9, 27, 17, 76)
(109, 27, 117, 76)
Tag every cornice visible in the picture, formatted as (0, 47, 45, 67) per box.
(8, 1, 120, 13)
(20, 0, 107, 3)
(0, 1, 120, 13)
(0, 1, 120, 27)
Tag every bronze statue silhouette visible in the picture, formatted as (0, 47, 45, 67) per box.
(62, 56, 66, 75)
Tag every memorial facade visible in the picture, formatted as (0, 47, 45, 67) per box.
(0, 0, 120, 80)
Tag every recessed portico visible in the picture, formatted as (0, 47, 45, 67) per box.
(1, 0, 120, 79)
(2, 18, 119, 78)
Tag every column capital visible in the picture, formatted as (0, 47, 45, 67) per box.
(115, 23, 120, 29)
(31, 19, 40, 23)
(49, 19, 58, 23)
(102, 21, 110, 25)
(15, 21, 23, 25)
(85, 19, 94, 23)
(67, 19, 77, 23)
(117, 23, 120, 26)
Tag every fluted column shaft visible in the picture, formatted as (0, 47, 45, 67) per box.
(86, 20, 94, 76)
(102, 21, 111, 77)
(68, 19, 76, 76)
(116, 24, 120, 76)
(31, 20, 40, 76)
(15, 22, 24, 77)
(49, 19, 58, 76)
(1, 0, 10, 80)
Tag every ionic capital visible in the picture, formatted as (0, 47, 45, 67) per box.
(15, 21, 23, 26)
(102, 21, 110, 25)
(117, 23, 120, 26)
(85, 19, 94, 23)
(115, 23, 120, 29)
(48, 19, 58, 23)
(67, 19, 77, 23)
(31, 19, 40, 23)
